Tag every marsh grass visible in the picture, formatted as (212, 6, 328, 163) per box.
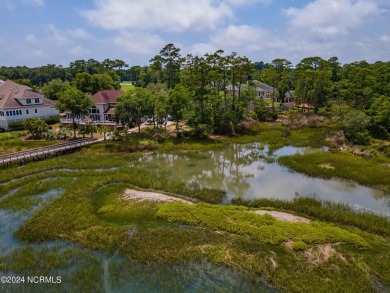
(0, 244, 106, 293)
(0, 131, 28, 141)
(1, 122, 390, 292)
(0, 138, 55, 154)
(278, 151, 390, 192)
(157, 202, 370, 247)
(232, 197, 390, 237)
(0, 179, 64, 211)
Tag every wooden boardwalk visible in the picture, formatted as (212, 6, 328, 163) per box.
(0, 138, 99, 166)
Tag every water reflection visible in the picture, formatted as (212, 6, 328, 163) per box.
(0, 180, 272, 292)
(133, 143, 390, 217)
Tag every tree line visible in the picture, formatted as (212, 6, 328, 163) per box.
(1, 44, 389, 141)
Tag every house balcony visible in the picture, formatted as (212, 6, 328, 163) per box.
(60, 118, 117, 126)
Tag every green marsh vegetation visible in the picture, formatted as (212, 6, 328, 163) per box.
(278, 151, 390, 193)
(0, 134, 388, 292)
(0, 137, 55, 154)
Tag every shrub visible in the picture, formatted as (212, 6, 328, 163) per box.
(293, 240, 309, 251)
(43, 115, 60, 125)
(353, 131, 371, 145)
(8, 121, 25, 130)
(190, 124, 212, 138)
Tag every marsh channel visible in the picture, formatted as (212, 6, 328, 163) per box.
(133, 143, 390, 217)
(0, 142, 389, 292)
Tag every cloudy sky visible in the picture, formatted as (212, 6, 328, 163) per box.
(1, 0, 389, 67)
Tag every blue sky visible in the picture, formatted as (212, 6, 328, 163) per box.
(1, 0, 389, 67)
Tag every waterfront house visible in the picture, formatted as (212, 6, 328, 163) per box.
(0, 80, 59, 130)
(60, 89, 124, 127)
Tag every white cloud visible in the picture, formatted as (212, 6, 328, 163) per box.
(26, 34, 38, 43)
(284, 0, 382, 39)
(1, 0, 44, 9)
(188, 24, 285, 58)
(27, 0, 44, 6)
(67, 28, 93, 39)
(226, 0, 272, 5)
(82, 0, 232, 32)
(44, 24, 72, 46)
(380, 34, 390, 42)
(32, 49, 46, 58)
(189, 43, 218, 56)
(113, 31, 165, 54)
(0, 25, 94, 65)
(69, 46, 89, 57)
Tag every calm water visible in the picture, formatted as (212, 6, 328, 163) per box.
(133, 143, 390, 217)
(1, 143, 389, 292)
(0, 179, 272, 292)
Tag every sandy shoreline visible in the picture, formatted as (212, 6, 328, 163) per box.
(123, 189, 310, 223)
(123, 189, 193, 204)
(254, 210, 311, 223)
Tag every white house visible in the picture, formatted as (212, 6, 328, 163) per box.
(0, 80, 59, 130)
(60, 89, 124, 127)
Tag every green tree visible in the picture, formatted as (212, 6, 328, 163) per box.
(147, 83, 169, 132)
(150, 43, 183, 88)
(73, 72, 92, 93)
(116, 87, 153, 134)
(368, 95, 390, 139)
(340, 63, 376, 110)
(272, 58, 292, 104)
(181, 54, 211, 125)
(98, 124, 111, 141)
(168, 84, 191, 132)
(23, 118, 48, 139)
(343, 110, 371, 145)
(90, 73, 115, 93)
(55, 86, 94, 139)
(295, 57, 333, 113)
(42, 78, 71, 100)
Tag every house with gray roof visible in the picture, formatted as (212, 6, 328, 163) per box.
(0, 80, 59, 130)
(227, 80, 295, 111)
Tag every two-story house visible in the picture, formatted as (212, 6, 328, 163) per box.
(227, 81, 295, 111)
(60, 89, 124, 127)
(0, 80, 59, 130)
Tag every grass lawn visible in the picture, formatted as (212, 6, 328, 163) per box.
(120, 81, 135, 92)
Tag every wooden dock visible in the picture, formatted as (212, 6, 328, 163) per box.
(0, 138, 99, 166)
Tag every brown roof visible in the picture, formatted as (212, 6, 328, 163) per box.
(105, 108, 115, 115)
(0, 80, 54, 109)
(91, 90, 124, 105)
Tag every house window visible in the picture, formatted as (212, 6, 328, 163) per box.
(35, 98, 40, 103)
(26, 109, 29, 115)
(26, 99, 31, 104)
(35, 109, 38, 114)
(89, 106, 100, 114)
(19, 110, 22, 115)
(6, 111, 9, 116)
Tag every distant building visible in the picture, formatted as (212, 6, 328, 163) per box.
(226, 80, 294, 111)
(0, 80, 59, 130)
(60, 89, 124, 126)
